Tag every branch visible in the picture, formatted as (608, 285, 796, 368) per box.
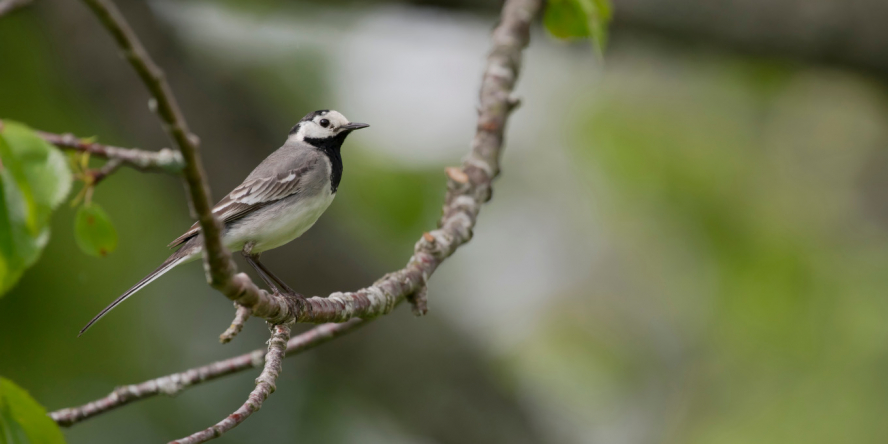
(79, 0, 285, 322)
(0, 0, 31, 17)
(30, 127, 184, 172)
(51, 0, 542, 436)
(170, 323, 291, 444)
(50, 319, 365, 427)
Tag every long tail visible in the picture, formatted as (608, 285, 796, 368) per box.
(79, 253, 190, 336)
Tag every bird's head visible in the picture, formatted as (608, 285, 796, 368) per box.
(288, 110, 369, 145)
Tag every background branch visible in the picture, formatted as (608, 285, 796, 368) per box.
(0, 123, 185, 172)
(43, 132, 180, 172)
(170, 323, 292, 444)
(50, 319, 365, 427)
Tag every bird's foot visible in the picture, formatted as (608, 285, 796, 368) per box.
(281, 288, 306, 300)
(407, 284, 429, 316)
(270, 287, 305, 300)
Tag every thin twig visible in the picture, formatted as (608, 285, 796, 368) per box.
(219, 304, 252, 344)
(90, 158, 124, 184)
(170, 323, 291, 444)
(12, 125, 185, 172)
(0, 0, 31, 17)
(50, 319, 365, 427)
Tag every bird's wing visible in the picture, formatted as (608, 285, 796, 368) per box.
(168, 159, 318, 248)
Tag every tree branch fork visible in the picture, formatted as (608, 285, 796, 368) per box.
(3, 0, 544, 441)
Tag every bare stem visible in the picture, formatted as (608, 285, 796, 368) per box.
(219, 304, 252, 344)
(90, 158, 124, 184)
(50, 319, 365, 427)
(169, 323, 292, 444)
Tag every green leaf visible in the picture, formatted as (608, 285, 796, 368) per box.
(544, 0, 589, 39)
(0, 121, 72, 296)
(544, 0, 612, 55)
(74, 203, 117, 257)
(0, 377, 67, 444)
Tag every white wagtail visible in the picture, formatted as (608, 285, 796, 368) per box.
(79, 110, 369, 335)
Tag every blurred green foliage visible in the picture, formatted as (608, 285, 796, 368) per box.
(0, 121, 71, 297)
(0, 377, 66, 444)
(560, 58, 888, 443)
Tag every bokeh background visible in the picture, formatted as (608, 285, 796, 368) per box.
(3, 0, 888, 442)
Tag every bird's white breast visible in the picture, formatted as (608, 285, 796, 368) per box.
(250, 188, 335, 253)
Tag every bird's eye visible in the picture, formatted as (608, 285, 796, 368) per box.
(319, 119, 330, 128)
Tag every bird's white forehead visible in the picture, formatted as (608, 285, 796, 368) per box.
(316, 110, 349, 126)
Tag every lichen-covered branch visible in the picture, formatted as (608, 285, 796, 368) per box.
(79, 0, 290, 322)
(31, 128, 184, 172)
(169, 323, 291, 444)
(50, 319, 365, 427)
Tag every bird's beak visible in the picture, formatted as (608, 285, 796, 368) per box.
(343, 122, 370, 130)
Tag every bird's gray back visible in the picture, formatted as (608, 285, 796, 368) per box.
(243, 140, 331, 203)
(245, 140, 325, 183)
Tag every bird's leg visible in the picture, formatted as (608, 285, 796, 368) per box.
(241, 243, 296, 295)
(244, 254, 280, 294)
(253, 258, 296, 295)
(241, 243, 280, 294)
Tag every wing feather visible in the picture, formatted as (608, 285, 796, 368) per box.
(167, 161, 316, 248)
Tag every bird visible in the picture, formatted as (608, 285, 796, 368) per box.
(79, 110, 369, 336)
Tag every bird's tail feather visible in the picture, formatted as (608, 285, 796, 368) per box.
(79, 254, 189, 336)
